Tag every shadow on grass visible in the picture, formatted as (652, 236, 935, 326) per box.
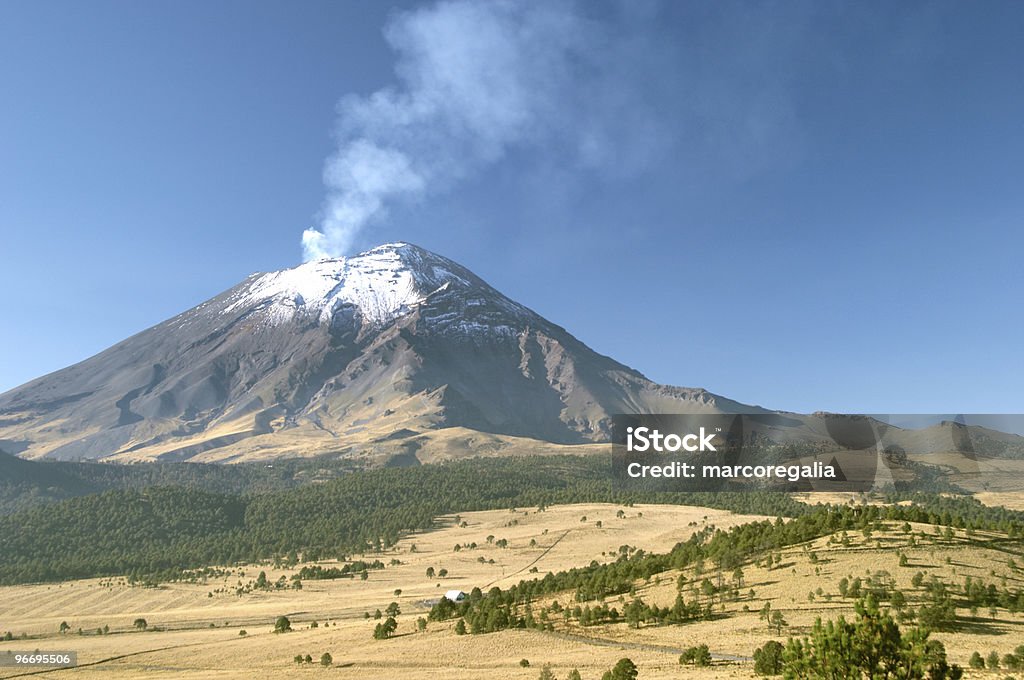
(952, 618, 1014, 636)
(751, 580, 782, 588)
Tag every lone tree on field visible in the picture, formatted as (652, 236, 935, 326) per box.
(373, 616, 398, 639)
(273, 615, 291, 633)
(602, 657, 638, 680)
(770, 610, 788, 635)
(320, 653, 332, 667)
(680, 645, 711, 667)
(59, 621, 70, 634)
(133, 618, 147, 631)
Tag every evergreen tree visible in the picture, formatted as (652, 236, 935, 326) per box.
(373, 616, 398, 639)
(771, 610, 788, 635)
(782, 596, 962, 679)
(680, 645, 711, 667)
(609, 658, 639, 679)
(754, 641, 784, 675)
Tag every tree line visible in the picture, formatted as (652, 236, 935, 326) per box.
(428, 499, 1022, 635)
(0, 455, 812, 585)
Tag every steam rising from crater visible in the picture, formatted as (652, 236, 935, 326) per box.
(303, 0, 805, 260)
(304, 0, 633, 260)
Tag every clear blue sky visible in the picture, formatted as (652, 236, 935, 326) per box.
(2, 0, 1022, 413)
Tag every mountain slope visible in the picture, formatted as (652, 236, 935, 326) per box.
(0, 243, 751, 462)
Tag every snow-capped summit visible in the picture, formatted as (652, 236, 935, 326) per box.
(222, 242, 525, 329)
(0, 242, 742, 463)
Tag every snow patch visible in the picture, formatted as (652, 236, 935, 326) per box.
(222, 243, 478, 328)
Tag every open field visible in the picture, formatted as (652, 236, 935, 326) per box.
(0, 503, 769, 679)
(976, 492, 1024, 512)
(1, 501, 1022, 679)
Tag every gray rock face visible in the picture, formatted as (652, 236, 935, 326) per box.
(0, 243, 744, 461)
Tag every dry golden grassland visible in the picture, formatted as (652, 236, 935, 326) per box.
(0, 501, 1021, 679)
(976, 492, 1024, 512)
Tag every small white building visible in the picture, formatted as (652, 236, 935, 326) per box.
(444, 590, 466, 602)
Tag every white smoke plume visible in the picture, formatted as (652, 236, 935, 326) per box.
(302, 0, 595, 260)
(302, 0, 808, 259)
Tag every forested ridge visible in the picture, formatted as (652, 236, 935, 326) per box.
(1, 455, 1020, 586)
(0, 450, 356, 514)
(0, 456, 809, 584)
(430, 498, 1024, 636)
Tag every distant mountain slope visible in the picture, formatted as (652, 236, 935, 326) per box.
(0, 243, 754, 462)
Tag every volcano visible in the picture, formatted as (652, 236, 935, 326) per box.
(0, 243, 753, 463)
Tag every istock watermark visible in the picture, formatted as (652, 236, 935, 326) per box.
(610, 413, 1024, 493)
